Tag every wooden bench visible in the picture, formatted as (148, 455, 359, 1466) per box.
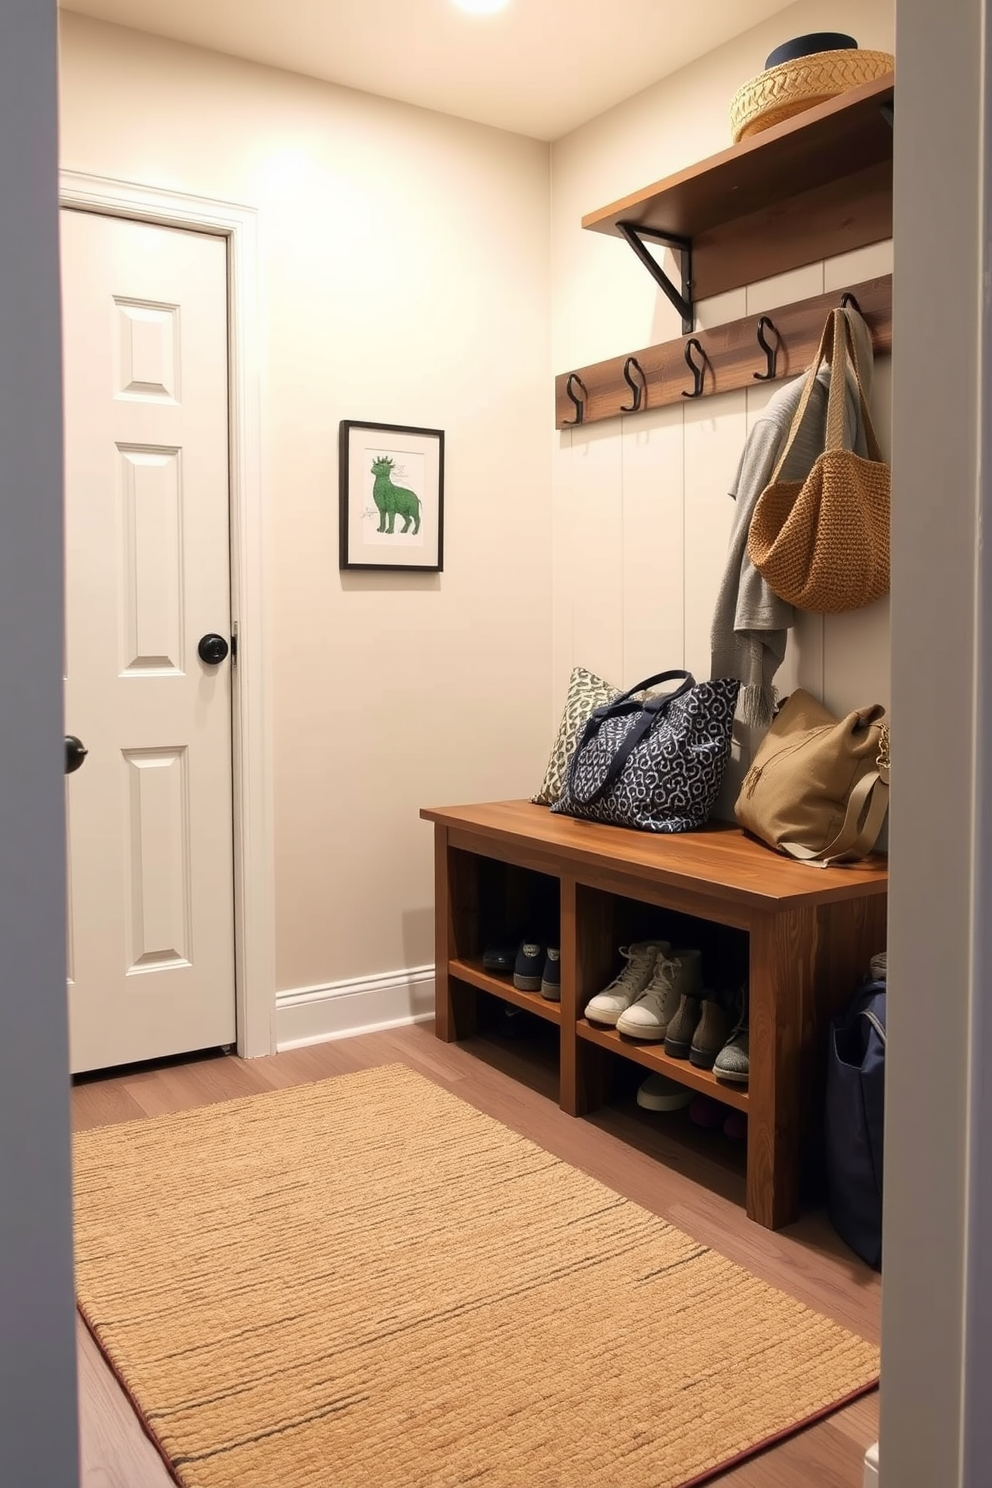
(422, 800, 888, 1230)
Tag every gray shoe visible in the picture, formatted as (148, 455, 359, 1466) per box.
(662, 992, 704, 1059)
(714, 987, 749, 1084)
(690, 996, 734, 1070)
(584, 941, 669, 1026)
(615, 948, 702, 1041)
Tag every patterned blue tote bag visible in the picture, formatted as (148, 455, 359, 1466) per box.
(551, 670, 740, 833)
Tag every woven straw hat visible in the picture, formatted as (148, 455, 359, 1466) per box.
(730, 46, 894, 143)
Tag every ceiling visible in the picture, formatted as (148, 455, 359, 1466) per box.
(60, 0, 799, 140)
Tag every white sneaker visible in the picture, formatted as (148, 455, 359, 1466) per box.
(636, 1074, 692, 1112)
(584, 941, 669, 1025)
(616, 948, 703, 1040)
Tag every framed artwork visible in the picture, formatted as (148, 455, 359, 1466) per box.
(339, 420, 445, 572)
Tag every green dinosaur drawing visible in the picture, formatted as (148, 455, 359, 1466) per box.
(370, 456, 421, 535)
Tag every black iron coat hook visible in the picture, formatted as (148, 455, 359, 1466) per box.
(563, 372, 588, 425)
(753, 316, 781, 381)
(620, 356, 647, 413)
(841, 292, 863, 314)
(681, 338, 708, 399)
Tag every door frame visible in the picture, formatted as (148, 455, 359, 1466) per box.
(59, 169, 274, 1060)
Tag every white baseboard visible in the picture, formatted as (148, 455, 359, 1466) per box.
(275, 964, 435, 1051)
(863, 1440, 879, 1488)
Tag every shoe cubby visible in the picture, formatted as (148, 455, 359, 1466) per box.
(442, 849, 561, 1031)
(424, 800, 888, 1230)
(602, 894, 750, 989)
(587, 1047, 749, 1199)
(458, 984, 562, 1104)
(571, 886, 750, 1117)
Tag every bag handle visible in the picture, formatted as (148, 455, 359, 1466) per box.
(566, 670, 696, 808)
(861, 1008, 887, 1045)
(768, 308, 883, 483)
(825, 310, 884, 462)
(767, 313, 835, 484)
(604, 669, 696, 712)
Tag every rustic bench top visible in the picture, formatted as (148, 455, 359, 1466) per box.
(421, 799, 888, 911)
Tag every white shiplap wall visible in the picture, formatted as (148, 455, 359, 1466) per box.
(553, 244, 893, 812)
(550, 0, 895, 812)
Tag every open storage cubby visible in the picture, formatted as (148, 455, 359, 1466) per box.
(424, 800, 888, 1231)
(574, 887, 750, 1113)
(583, 1046, 749, 1200)
(458, 986, 562, 1104)
(442, 851, 562, 1098)
(444, 850, 560, 1029)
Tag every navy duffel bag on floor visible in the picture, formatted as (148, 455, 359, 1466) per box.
(825, 972, 887, 1269)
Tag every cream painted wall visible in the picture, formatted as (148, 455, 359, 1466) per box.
(57, 13, 553, 996)
(550, 0, 894, 811)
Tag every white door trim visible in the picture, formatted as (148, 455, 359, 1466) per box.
(59, 169, 274, 1059)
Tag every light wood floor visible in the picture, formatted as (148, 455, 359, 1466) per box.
(72, 1019, 880, 1488)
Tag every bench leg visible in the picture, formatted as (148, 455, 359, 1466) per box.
(433, 826, 477, 1042)
(747, 907, 816, 1228)
(747, 896, 887, 1229)
(560, 879, 615, 1115)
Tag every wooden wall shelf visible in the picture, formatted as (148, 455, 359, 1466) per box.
(583, 73, 894, 307)
(555, 273, 892, 429)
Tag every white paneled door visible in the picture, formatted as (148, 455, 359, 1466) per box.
(61, 209, 236, 1073)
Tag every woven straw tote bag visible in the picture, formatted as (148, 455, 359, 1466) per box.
(746, 310, 890, 613)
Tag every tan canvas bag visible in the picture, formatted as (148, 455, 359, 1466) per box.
(746, 309, 890, 613)
(734, 689, 889, 866)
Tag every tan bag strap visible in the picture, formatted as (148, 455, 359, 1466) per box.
(767, 313, 835, 484)
(828, 310, 884, 462)
(779, 768, 889, 868)
(768, 309, 883, 483)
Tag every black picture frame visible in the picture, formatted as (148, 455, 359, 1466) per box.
(339, 420, 445, 572)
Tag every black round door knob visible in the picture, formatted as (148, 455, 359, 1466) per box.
(65, 735, 88, 775)
(197, 633, 230, 665)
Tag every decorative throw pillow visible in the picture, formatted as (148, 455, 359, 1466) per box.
(533, 666, 623, 807)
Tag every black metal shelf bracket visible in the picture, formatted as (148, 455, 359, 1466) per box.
(616, 222, 694, 333)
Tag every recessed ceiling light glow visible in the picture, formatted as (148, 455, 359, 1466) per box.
(452, 0, 510, 14)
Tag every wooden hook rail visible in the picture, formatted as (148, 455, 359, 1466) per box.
(555, 273, 892, 430)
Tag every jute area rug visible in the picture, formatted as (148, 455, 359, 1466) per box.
(73, 1065, 878, 1488)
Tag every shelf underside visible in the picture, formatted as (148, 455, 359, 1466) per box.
(448, 959, 750, 1115)
(578, 1019, 749, 1113)
(451, 958, 561, 1025)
